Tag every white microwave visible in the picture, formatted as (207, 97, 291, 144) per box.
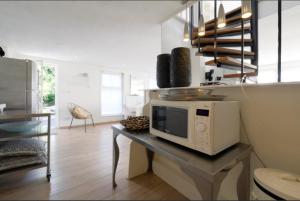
(150, 100, 240, 155)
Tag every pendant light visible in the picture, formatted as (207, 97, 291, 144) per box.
(198, 1, 205, 36)
(242, 0, 252, 19)
(183, 4, 190, 42)
(183, 22, 190, 42)
(217, 2, 226, 28)
(198, 14, 205, 36)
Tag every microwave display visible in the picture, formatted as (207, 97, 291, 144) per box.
(196, 109, 209, 117)
(152, 106, 188, 138)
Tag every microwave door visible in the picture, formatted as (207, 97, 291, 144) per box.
(152, 106, 188, 138)
(152, 106, 167, 131)
(165, 107, 188, 138)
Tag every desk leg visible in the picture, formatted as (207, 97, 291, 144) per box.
(112, 131, 120, 188)
(146, 149, 154, 172)
(47, 114, 51, 182)
(237, 156, 250, 200)
(180, 166, 228, 200)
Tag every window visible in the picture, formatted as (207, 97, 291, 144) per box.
(258, 1, 278, 83)
(148, 79, 157, 90)
(101, 73, 123, 116)
(282, 2, 300, 82)
(258, 2, 300, 83)
(130, 75, 158, 96)
(130, 76, 145, 96)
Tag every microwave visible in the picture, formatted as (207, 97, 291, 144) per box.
(150, 100, 240, 155)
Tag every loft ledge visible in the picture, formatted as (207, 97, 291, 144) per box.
(147, 82, 300, 92)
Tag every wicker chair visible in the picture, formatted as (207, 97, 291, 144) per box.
(67, 103, 95, 132)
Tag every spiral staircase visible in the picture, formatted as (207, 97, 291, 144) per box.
(190, 2, 258, 81)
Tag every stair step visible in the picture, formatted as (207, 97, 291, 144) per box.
(205, 15, 251, 31)
(193, 27, 251, 39)
(192, 38, 252, 47)
(196, 46, 255, 59)
(198, 53, 254, 59)
(194, 15, 251, 33)
(205, 57, 257, 70)
(205, 7, 242, 25)
(223, 72, 258, 79)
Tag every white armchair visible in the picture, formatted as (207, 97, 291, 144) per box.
(67, 103, 94, 132)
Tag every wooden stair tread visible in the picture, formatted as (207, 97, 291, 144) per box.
(197, 53, 254, 59)
(200, 46, 255, 56)
(223, 72, 257, 79)
(193, 27, 251, 39)
(205, 15, 251, 30)
(205, 7, 242, 25)
(194, 15, 251, 32)
(205, 57, 257, 70)
(192, 38, 252, 47)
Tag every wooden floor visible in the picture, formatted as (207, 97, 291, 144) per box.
(0, 123, 187, 200)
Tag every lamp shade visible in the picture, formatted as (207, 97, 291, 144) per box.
(198, 14, 205, 36)
(183, 22, 190, 42)
(217, 3, 226, 28)
(242, 0, 252, 19)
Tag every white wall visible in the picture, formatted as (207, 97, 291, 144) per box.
(49, 59, 156, 128)
(8, 52, 155, 128)
(54, 60, 125, 127)
(146, 83, 300, 199)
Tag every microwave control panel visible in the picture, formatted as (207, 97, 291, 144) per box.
(195, 108, 211, 151)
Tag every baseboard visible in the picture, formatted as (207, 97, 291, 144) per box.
(59, 120, 120, 129)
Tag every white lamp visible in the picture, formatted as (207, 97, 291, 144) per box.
(183, 22, 190, 42)
(217, 2, 226, 28)
(183, 4, 190, 42)
(198, 14, 205, 36)
(242, 0, 252, 19)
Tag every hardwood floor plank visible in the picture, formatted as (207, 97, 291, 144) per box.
(0, 124, 186, 200)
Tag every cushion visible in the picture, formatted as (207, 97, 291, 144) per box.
(0, 154, 46, 172)
(0, 139, 46, 157)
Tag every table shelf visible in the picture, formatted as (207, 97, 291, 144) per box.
(0, 110, 52, 181)
(0, 126, 49, 141)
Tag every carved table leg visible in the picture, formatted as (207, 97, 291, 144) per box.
(180, 166, 229, 200)
(146, 149, 154, 172)
(112, 131, 120, 188)
(237, 155, 250, 200)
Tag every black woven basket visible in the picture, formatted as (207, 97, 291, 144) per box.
(156, 54, 171, 88)
(170, 47, 191, 87)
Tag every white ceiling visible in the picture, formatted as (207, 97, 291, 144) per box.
(0, 1, 184, 73)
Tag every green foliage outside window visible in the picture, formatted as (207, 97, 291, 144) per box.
(42, 66, 55, 106)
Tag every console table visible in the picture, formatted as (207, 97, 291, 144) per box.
(112, 124, 251, 200)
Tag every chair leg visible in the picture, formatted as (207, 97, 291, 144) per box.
(69, 117, 74, 129)
(85, 119, 87, 133)
(91, 115, 95, 127)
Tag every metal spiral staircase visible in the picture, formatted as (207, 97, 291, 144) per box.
(189, 0, 258, 82)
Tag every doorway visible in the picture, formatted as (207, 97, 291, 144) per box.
(41, 65, 57, 128)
